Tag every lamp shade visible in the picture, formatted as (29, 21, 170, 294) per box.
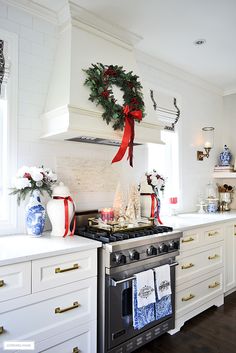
(202, 127, 214, 149)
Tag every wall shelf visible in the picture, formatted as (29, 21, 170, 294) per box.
(213, 172, 236, 179)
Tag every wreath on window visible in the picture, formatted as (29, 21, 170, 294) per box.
(84, 63, 145, 166)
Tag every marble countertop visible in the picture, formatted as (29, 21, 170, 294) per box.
(161, 211, 236, 231)
(0, 234, 101, 266)
(1, 211, 236, 266)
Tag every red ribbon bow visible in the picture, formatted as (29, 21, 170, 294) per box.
(112, 105, 142, 167)
(53, 196, 76, 237)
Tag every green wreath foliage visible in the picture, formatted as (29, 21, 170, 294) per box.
(84, 63, 145, 130)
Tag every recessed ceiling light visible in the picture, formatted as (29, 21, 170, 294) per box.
(193, 39, 206, 46)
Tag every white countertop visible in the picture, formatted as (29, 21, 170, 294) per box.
(1, 211, 236, 266)
(162, 211, 236, 231)
(0, 234, 101, 266)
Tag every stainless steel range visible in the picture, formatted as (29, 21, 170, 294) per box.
(76, 214, 182, 353)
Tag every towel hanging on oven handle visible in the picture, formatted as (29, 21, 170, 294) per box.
(110, 262, 178, 287)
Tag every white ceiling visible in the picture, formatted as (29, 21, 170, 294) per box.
(33, 0, 236, 92)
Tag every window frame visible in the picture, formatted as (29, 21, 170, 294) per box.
(0, 29, 18, 235)
(147, 129, 180, 216)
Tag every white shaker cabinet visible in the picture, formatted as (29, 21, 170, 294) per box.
(169, 224, 225, 334)
(0, 235, 100, 353)
(224, 222, 236, 293)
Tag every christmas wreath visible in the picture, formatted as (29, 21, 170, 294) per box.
(84, 63, 145, 166)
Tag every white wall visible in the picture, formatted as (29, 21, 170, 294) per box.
(0, 1, 227, 232)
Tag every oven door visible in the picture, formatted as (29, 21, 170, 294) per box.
(105, 258, 177, 350)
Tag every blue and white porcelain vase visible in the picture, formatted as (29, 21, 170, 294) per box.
(219, 145, 232, 166)
(25, 189, 46, 236)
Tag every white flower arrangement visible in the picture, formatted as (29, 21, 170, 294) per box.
(10, 166, 57, 205)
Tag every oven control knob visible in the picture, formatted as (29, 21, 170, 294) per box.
(129, 250, 140, 261)
(146, 246, 158, 256)
(158, 243, 168, 253)
(168, 241, 175, 251)
(115, 253, 126, 265)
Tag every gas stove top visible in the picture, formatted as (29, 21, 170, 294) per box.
(76, 225, 173, 244)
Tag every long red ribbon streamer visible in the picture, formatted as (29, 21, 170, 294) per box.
(141, 193, 163, 225)
(150, 194, 156, 218)
(112, 105, 142, 167)
(53, 196, 76, 237)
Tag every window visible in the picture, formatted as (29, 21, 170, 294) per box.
(148, 129, 179, 215)
(0, 29, 18, 234)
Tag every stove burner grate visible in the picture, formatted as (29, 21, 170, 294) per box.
(76, 225, 173, 243)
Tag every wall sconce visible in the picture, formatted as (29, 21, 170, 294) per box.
(197, 127, 215, 161)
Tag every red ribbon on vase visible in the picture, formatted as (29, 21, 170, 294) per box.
(53, 196, 76, 237)
(112, 105, 142, 167)
(141, 193, 163, 225)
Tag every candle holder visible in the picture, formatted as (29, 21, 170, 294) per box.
(169, 197, 178, 216)
(100, 208, 114, 222)
(197, 127, 214, 161)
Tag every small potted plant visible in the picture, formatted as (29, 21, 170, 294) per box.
(10, 166, 57, 236)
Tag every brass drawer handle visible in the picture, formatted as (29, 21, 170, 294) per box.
(181, 263, 194, 270)
(0, 280, 5, 287)
(55, 301, 80, 314)
(182, 237, 194, 243)
(0, 326, 4, 335)
(73, 348, 80, 353)
(208, 281, 220, 289)
(55, 263, 79, 273)
(208, 231, 218, 237)
(208, 254, 219, 260)
(182, 293, 195, 302)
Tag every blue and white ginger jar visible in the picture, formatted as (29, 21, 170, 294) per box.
(219, 145, 232, 166)
(25, 189, 46, 236)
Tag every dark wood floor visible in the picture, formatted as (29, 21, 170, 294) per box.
(136, 292, 236, 353)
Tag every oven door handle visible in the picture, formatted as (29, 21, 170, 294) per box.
(110, 262, 178, 287)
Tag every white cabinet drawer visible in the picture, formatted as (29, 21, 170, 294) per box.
(181, 229, 201, 251)
(0, 262, 31, 303)
(0, 277, 96, 346)
(176, 244, 223, 284)
(39, 321, 96, 353)
(32, 250, 97, 292)
(176, 271, 223, 317)
(203, 226, 223, 243)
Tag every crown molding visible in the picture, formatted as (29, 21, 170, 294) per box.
(223, 88, 236, 96)
(58, 0, 143, 47)
(136, 50, 224, 97)
(1, 0, 58, 24)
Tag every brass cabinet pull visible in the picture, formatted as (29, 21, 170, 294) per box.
(73, 348, 80, 353)
(208, 281, 220, 289)
(181, 293, 195, 302)
(0, 326, 4, 335)
(182, 237, 194, 243)
(55, 301, 80, 314)
(208, 231, 218, 237)
(208, 254, 219, 260)
(0, 280, 5, 287)
(55, 263, 79, 274)
(181, 263, 194, 270)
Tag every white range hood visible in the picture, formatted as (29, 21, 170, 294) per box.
(41, 1, 163, 145)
